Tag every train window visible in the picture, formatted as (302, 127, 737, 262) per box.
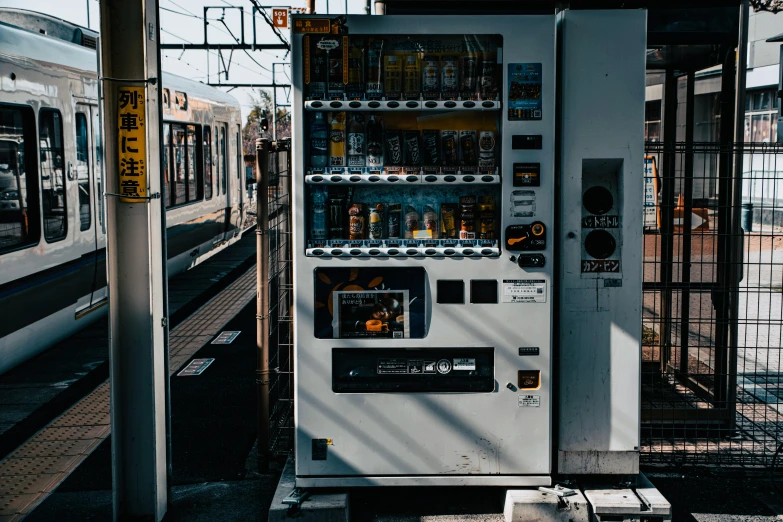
(0, 104, 40, 253)
(163, 123, 172, 208)
(175, 91, 188, 111)
(39, 109, 67, 242)
(163, 89, 171, 109)
(186, 125, 198, 201)
(204, 126, 212, 200)
(220, 123, 227, 195)
(172, 124, 186, 205)
(75, 112, 91, 231)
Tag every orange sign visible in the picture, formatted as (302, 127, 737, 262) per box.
(272, 8, 288, 28)
(293, 18, 330, 34)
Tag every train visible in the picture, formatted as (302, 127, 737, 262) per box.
(0, 8, 247, 375)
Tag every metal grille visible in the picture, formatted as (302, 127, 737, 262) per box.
(642, 141, 783, 468)
(261, 140, 294, 461)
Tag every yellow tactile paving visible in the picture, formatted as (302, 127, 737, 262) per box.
(0, 265, 257, 519)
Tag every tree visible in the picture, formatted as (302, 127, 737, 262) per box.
(751, 0, 783, 12)
(242, 89, 290, 155)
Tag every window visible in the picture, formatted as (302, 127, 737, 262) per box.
(175, 91, 188, 111)
(645, 100, 661, 142)
(204, 126, 212, 200)
(164, 121, 202, 207)
(163, 89, 171, 109)
(219, 123, 227, 195)
(0, 104, 39, 253)
(745, 89, 779, 143)
(39, 109, 67, 242)
(75, 112, 91, 231)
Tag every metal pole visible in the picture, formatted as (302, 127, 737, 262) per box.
(728, 0, 750, 430)
(306, 0, 315, 14)
(272, 64, 277, 142)
(86, 0, 91, 29)
(256, 138, 271, 473)
(345, 0, 349, 13)
(99, 0, 168, 520)
(366, 0, 371, 14)
(375, 1, 386, 15)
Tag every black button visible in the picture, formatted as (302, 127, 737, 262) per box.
(425, 175, 437, 182)
(330, 175, 342, 182)
(463, 248, 474, 255)
(406, 175, 419, 182)
(368, 101, 381, 108)
(350, 249, 362, 256)
(406, 248, 418, 255)
(424, 101, 437, 108)
(388, 175, 399, 182)
(331, 249, 343, 255)
(406, 101, 419, 108)
(481, 248, 493, 256)
(444, 101, 457, 108)
(369, 176, 380, 182)
(387, 101, 400, 108)
(311, 101, 323, 108)
(425, 248, 437, 255)
(388, 248, 399, 255)
(369, 249, 381, 255)
(312, 249, 324, 256)
(583, 186, 614, 215)
(518, 254, 546, 268)
(481, 175, 494, 182)
(349, 175, 362, 182)
(584, 230, 616, 259)
(349, 101, 361, 108)
(311, 175, 324, 182)
(463, 101, 476, 108)
(463, 175, 475, 182)
(482, 101, 495, 108)
(444, 248, 455, 255)
(441, 175, 455, 182)
(330, 101, 343, 108)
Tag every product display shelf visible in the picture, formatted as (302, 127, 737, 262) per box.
(305, 239, 501, 258)
(305, 168, 500, 185)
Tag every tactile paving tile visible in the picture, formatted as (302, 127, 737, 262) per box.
(11, 440, 94, 459)
(0, 456, 80, 477)
(33, 425, 109, 441)
(50, 412, 110, 427)
(0, 475, 59, 496)
(0, 495, 37, 516)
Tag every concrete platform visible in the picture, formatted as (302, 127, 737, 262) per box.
(269, 456, 349, 522)
(504, 489, 590, 522)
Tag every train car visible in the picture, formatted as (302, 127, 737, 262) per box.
(0, 8, 247, 374)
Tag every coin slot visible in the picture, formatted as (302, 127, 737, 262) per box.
(470, 280, 498, 304)
(437, 280, 465, 304)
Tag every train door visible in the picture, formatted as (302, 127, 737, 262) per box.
(74, 103, 105, 317)
(235, 124, 243, 233)
(217, 122, 230, 238)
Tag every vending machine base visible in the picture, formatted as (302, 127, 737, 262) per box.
(296, 475, 552, 488)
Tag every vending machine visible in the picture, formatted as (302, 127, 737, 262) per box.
(292, 14, 556, 487)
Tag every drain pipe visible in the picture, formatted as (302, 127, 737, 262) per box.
(256, 138, 271, 473)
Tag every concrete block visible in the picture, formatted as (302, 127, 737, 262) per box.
(504, 489, 590, 522)
(268, 455, 349, 522)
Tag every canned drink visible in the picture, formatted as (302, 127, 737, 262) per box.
(421, 130, 440, 166)
(422, 205, 439, 239)
(368, 202, 385, 240)
(440, 203, 457, 239)
(387, 203, 402, 238)
(460, 54, 478, 99)
(479, 212, 495, 240)
(403, 54, 421, 99)
(440, 55, 459, 99)
(459, 130, 477, 166)
(403, 130, 422, 166)
(459, 195, 477, 240)
(479, 56, 497, 99)
(328, 188, 347, 239)
(366, 38, 384, 99)
(421, 55, 439, 99)
(478, 131, 496, 169)
(404, 205, 420, 239)
(441, 130, 458, 166)
(348, 203, 366, 240)
(384, 55, 402, 100)
(384, 130, 404, 166)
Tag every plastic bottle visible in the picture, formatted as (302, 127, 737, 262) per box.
(347, 113, 366, 168)
(310, 186, 328, 240)
(310, 112, 328, 169)
(366, 114, 384, 168)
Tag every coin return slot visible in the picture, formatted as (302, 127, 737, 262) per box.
(437, 280, 465, 304)
(518, 370, 541, 390)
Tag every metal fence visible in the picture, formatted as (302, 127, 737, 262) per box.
(256, 139, 294, 467)
(641, 141, 783, 468)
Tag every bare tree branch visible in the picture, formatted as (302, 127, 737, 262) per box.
(751, 0, 783, 13)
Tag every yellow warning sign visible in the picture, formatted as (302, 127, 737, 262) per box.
(117, 86, 147, 202)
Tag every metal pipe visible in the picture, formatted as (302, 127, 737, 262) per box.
(306, 0, 315, 14)
(678, 72, 695, 375)
(375, 1, 386, 15)
(256, 138, 271, 474)
(366, 0, 371, 14)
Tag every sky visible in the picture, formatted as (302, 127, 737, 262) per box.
(3, 0, 370, 121)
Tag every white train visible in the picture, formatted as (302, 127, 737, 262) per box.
(0, 9, 247, 374)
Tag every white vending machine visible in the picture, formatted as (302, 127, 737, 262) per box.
(291, 10, 645, 488)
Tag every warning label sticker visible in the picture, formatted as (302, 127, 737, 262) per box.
(377, 358, 408, 374)
(453, 358, 476, 371)
(518, 395, 541, 407)
(502, 280, 546, 303)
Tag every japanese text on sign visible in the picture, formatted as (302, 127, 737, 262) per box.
(293, 18, 330, 33)
(117, 87, 147, 202)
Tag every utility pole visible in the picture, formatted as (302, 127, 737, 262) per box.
(86, 0, 90, 29)
(99, 0, 169, 520)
